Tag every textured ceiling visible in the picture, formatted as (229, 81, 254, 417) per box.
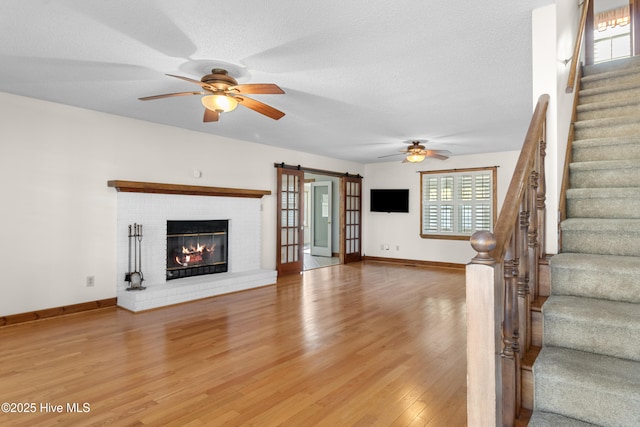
(0, 0, 553, 163)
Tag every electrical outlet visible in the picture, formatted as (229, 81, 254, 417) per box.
(384, 244, 389, 250)
(86, 276, 95, 287)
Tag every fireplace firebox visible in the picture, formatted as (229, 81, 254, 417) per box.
(166, 220, 228, 280)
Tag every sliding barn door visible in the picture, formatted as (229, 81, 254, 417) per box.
(341, 175, 362, 263)
(276, 168, 304, 275)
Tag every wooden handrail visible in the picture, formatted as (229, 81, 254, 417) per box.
(490, 94, 550, 262)
(566, 0, 590, 93)
(467, 93, 549, 427)
(559, 67, 583, 225)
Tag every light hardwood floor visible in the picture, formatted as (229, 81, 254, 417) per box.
(0, 261, 467, 426)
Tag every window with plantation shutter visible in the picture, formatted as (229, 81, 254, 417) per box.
(420, 167, 496, 239)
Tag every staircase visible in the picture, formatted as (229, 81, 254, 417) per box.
(529, 57, 640, 426)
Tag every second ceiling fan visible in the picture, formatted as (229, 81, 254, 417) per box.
(139, 68, 285, 122)
(379, 140, 451, 163)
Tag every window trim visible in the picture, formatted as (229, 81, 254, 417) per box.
(420, 166, 497, 240)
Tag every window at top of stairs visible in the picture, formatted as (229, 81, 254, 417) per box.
(594, 4, 631, 63)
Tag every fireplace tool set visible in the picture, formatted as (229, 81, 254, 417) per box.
(125, 223, 145, 291)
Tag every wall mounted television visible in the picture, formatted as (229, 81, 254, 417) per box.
(370, 189, 410, 213)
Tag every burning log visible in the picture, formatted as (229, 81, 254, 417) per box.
(174, 243, 216, 267)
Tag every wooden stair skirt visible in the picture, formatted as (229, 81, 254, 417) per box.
(521, 257, 550, 411)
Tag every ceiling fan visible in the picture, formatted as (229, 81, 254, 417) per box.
(139, 68, 285, 122)
(379, 140, 451, 163)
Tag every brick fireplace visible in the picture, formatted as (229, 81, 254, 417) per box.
(109, 181, 276, 312)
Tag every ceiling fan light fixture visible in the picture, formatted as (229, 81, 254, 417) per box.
(406, 153, 426, 163)
(201, 94, 238, 113)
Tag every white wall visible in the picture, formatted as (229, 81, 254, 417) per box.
(363, 151, 520, 265)
(0, 92, 362, 316)
(532, 1, 582, 255)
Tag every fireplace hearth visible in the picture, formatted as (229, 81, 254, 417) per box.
(166, 220, 228, 280)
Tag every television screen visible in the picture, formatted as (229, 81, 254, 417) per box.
(370, 189, 409, 213)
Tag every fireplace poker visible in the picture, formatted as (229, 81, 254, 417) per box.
(128, 224, 133, 277)
(137, 224, 143, 282)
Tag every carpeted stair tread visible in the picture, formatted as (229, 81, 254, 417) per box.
(561, 217, 640, 232)
(579, 81, 640, 104)
(583, 55, 640, 76)
(566, 187, 640, 218)
(581, 62, 640, 81)
(572, 136, 640, 162)
(533, 346, 640, 427)
(579, 79, 640, 97)
(580, 66, 640, 90)
(573, 135, 640, 147)
(550, 253, 640, 303)
(574, 115, 640, 129)
(570, 159, 640, 170)
(529, 411, 599, 427)
(574, 116, 640, 139)
(569, 159, 640, 188)
(576, 99, 640, 121)
(566, 187, 640, 198)
(561, 218, 640, 256)
(542, 295, 640, 361)
(577, 95, 640, 112)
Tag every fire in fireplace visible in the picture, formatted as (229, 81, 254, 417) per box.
(166, 220, 228, 280)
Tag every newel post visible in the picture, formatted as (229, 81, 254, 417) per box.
(467, 231, 503, 427)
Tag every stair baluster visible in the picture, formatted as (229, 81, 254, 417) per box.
(517, 202, 531, 356)
(528, 170, 540, 302)
(537, 136, 547, 263)
(502, 232, 521, 423)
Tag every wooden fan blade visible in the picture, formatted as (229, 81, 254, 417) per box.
(426, 151, 449, 160)
(139, 91, 204, 101)
(378, 153, 404, 158)
(166, 73, 209, 88)
(236, 96, 285, 120)
(230, 83, 285, 94)
(203, 108, 219, 122)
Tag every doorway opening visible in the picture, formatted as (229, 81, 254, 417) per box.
(275, 163, 362, 276)
(303, 174, 340, 271)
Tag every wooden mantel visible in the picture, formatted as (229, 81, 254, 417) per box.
(108, 180, 271, 199)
